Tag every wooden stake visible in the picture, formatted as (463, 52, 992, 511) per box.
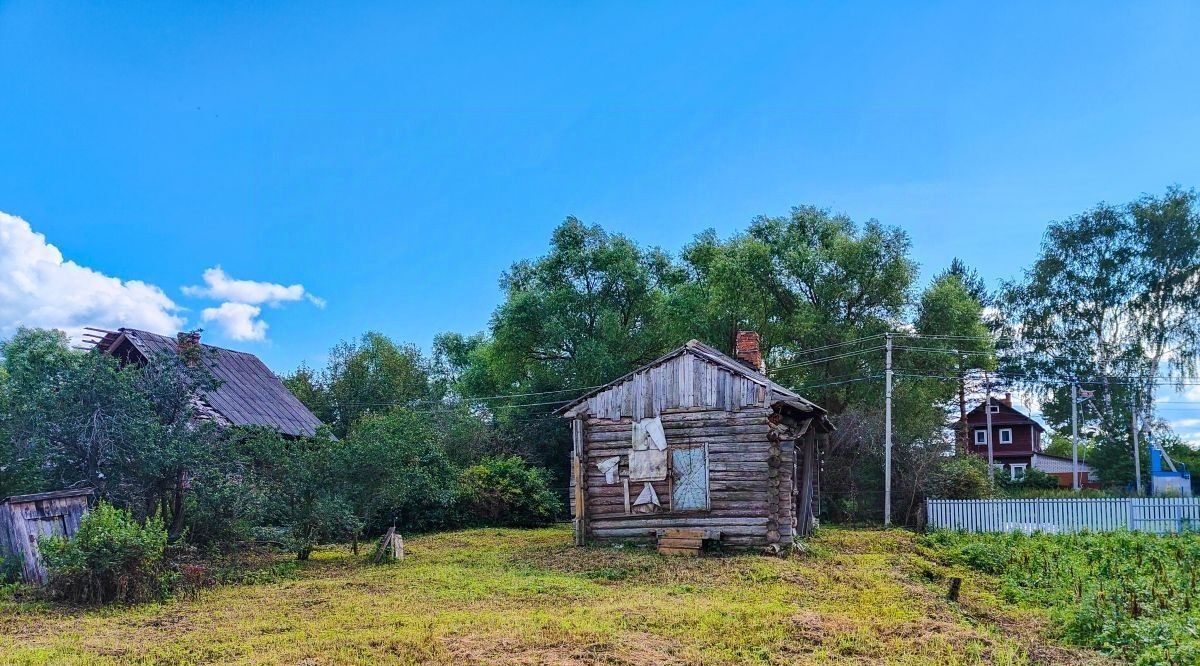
(947, 577, 962, 602)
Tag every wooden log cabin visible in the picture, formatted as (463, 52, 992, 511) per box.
(558, 332, 833, 551)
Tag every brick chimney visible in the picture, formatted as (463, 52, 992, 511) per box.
(176, 330, 202, 365)
(734, 330, 765, 373)
(1001, 392, 1012, 407)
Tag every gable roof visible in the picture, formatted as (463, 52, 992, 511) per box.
(91, 328, 324, 437)
(959, 399, 1045, 432)
(557, 339, 831, 429)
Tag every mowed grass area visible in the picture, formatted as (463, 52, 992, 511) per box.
(0, 526, 1108, 665)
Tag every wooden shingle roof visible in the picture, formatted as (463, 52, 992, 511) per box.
(93, 328, 324, 437)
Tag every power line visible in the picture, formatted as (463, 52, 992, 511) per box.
(891, 369, 1200, 387)
(785, 334, 887, 356)
(894, 345, 995, 356)
(770, 346, 886, 373)
(795, 374, 883, 390)
(323, 384, 608, 409)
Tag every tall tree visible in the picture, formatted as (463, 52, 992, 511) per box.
(284, 332, 434, 438)
(1004, 188, 1200, 487)
(434, 218, 679, 474)
(912, 271, 996, 453)
(676, 206, 917, 413)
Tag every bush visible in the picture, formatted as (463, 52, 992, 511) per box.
(927, 455, 993, 500)
(457, 456, 560, 527)
(40, 502, 173, 604)
(996, 466, 1060, 493)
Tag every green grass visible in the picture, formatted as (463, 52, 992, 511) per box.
(924, 530, 1200, 666)
(0, 526, 1107, 665)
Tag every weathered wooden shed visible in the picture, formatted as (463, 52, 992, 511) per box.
(558, 333, 833, 551)
(0, 488, 93, 584)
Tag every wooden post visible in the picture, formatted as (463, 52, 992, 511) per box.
(797, 429, 817, 537)
(884, 333, 893, 526)
(947, 577, 962, 602)
(572, 418, 586, 546)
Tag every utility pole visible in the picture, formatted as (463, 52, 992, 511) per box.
(984, 371, 994, 481)
(1071, 382, 1080, 491)
(883, 333, 893, 527)
(957, 351, 967, 457)
(1131, 391, 1143, 496)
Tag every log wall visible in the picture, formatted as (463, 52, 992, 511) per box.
(574, 407, 796, 548)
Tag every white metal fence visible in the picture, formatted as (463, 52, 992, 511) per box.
(926, 498, 1200, 534)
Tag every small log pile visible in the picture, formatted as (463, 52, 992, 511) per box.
(656, 528, 718, 556)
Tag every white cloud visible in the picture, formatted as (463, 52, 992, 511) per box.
(200, 302, 267, 341)
(181, 266, 324, 342)
(0, 211, 184, 341)
(183, 266, 319, 308)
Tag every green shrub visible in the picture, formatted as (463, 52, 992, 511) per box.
(928, 455, 993, 499)
(995, 467, 1060, 493)
(457, 456, 559, 527)
(39, 502, 173, 604)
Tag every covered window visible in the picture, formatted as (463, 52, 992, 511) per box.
(974, 429, 988, 445)
(999, 428, 1013, 444)
(669, 445, 709, 511)
(1010, 464, 1027, 481)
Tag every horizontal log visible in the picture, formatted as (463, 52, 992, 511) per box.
(709, 462, 768, 472)
(709, 480, 766, 492)
(590, 515, 768, 528)
(710, 475, 768, 484)
(590, 524, 768, 538)
(708, 501, 769, 511)
(586, 425, 770, 443)
(710, 490, 768, 501)
(658, 528, 714, 537)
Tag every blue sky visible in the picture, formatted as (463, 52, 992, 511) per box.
(2, 1, 1199, 394)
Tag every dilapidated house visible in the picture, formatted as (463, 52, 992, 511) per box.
(87, 327, 323, 438)
(558, 332, 833, 552)
(0, 488, 92, 584)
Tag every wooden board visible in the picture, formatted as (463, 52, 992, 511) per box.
(657, 537, 703, 548)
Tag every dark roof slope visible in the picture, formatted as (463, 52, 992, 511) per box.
(957, 399, 1045, 431)
(95, 328, 324, 437)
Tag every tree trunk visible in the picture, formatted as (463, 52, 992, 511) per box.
(169, 470, 187, 540)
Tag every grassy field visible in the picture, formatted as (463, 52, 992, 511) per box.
(0, 526, 1108, 665)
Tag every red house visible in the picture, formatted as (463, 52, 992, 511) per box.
(957, 393, 1099, 488)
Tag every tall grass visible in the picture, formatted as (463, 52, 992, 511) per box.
(924, 530, 1200, 665)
